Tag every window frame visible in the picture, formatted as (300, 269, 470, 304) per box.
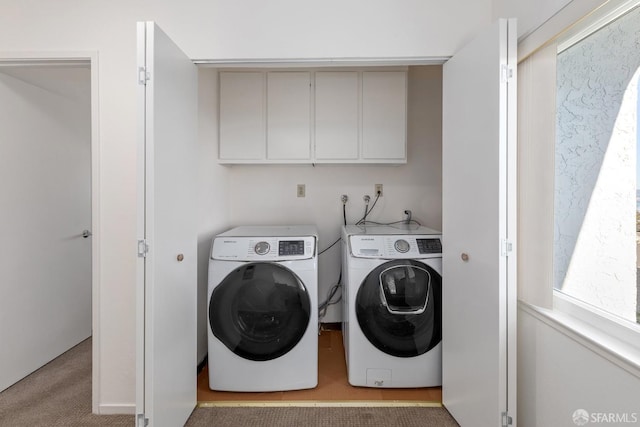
(553, 291, 640, 349)
(548, 0, 640, 372)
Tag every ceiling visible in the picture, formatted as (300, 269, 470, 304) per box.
(0, 65, 90, 104)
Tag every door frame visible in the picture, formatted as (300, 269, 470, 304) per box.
(0, 51, 101, 413)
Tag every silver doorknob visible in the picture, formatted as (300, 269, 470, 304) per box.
(82, 230, 92, 238)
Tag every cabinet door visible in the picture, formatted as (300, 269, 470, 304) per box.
(219, 72, 265, 160)
(267, 72, 311, 160)
(314, 71, 359, 160)
(361, 71, 407, 160)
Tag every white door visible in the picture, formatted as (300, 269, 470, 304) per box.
(136, 22, 198, 427)
(0, 64, 92, 392)
(442, 19, 517, 427)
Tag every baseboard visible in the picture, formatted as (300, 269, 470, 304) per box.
(97, 403, 136, 415)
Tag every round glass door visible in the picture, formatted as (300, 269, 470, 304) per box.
(209, 262, 311, 361)
(356, 259, 441, 358)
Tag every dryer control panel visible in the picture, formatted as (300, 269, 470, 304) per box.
(211, 235, 316, 261)
(349, 235, 442, 259)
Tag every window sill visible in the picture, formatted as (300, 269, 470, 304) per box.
(518, 299, 640, 379)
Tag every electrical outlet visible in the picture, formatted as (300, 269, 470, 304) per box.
(297, 184, 305, 197)
(375, 184, 383, 197)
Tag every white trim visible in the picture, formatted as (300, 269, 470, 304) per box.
(519, 299, 640, 379)
(89, 52, 101, 416)
(505, 18, 518, 424)
(553, 291, 640, 349)
(195, 56, 449, 68)
(135, 21, 147, 422)
(517, 0, 607, 62)
(557, 0, 640, 52)
(0, 60, 90, 67)
(98, 403, 137, 415)
(0, 50, 101, 414)
(0, 51, 95, 62)
(197, 401, 442, 408)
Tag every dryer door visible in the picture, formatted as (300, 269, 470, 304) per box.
(356, 259, 441, 357)
(209, 262, 311, 361)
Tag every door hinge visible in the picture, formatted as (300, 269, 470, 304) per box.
(138, 66, 150, 85)
(136, 413, 149, 427)
(137, 239, 149, 258)
(501, 239, 513, 257)
(501, 64, 514, 83)
(502, 411, 513, 427)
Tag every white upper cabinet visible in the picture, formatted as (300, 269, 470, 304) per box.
(218, 68, 407, 164)
(267, 72, 311, 160)
(218, 72, 265, 160)
(314, 71, 359, 161)
(362, 71, 407, 160)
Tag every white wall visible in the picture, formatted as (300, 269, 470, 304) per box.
(196, 65, 441, 357)
(149, 1, 493, 60)
(0, 67, 92, 391)
(517, 43, 556, 309)
(0, 0, 486, 410)
(519, 307, 640, 427)
(223, 65, 443, 323)
(197, 68, 230, 362)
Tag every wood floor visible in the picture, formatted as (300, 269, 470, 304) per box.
(197, 329, 442, 407)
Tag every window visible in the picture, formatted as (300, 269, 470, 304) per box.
(554, 4, 640, 325)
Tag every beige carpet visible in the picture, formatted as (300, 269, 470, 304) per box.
(0, 338, 131, 426)
(0, 338, 459, 426)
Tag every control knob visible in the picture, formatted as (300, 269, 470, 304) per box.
(254, 241, 270, 255)
(394, 239, 410, 253)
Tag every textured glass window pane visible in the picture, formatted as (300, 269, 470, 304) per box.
(554, 6, 640, 323)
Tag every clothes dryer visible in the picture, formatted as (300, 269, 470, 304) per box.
(342, 224, 442, 388)
(208, 225, 318, 392)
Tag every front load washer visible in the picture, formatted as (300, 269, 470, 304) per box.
(207, 225, 318, 392)
(342, 224, 442, 388)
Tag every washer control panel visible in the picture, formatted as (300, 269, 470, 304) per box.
(350, 235, 442, 259)
(279, 240, 305, 256)
(416, 238, 442, 254)
(212, 236, 316, 261)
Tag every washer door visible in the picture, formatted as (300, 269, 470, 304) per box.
(209, 262, 311, 361)
(356, 259, 441, 358)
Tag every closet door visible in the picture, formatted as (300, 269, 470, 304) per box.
(136, 21, 198, 427)
(442, 18, 517, 427)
